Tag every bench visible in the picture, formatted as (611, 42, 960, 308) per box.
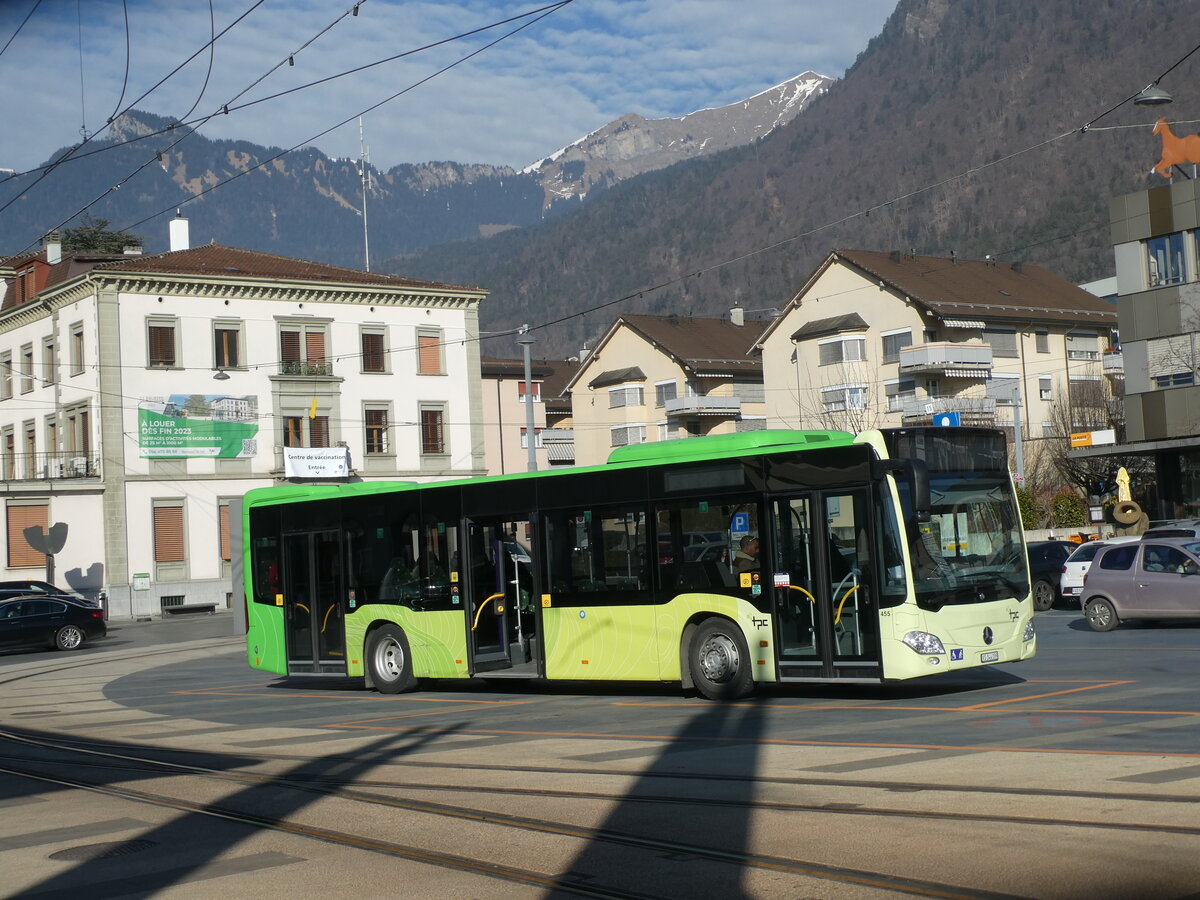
(162, 603, 218, 616)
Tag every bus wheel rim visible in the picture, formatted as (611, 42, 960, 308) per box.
(375, 636, 404, 681)
(698, 633, 739, 683)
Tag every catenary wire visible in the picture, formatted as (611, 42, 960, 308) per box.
(0, 0, 43, 63)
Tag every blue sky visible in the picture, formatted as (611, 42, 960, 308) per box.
(0, 0, 896, 173)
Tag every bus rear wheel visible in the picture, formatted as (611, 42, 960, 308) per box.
(689, 618, 753, 701)
(366, 624, 417, 694)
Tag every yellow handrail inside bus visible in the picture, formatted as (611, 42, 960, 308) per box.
(295, 602, 309, 614)
(787, 585, 816, 604)
(835, 585, 860, 624)
(471, 593, 506, 631)
(321, 604, 337, 633)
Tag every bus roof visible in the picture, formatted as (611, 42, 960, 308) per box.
(243, 429, 858, 508)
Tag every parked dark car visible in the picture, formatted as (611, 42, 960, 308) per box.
(0, 580, 86, 602)
(0, 595, 106, 651)
(1081, 538, 1200, 631)
(1026, 540, 1076, 611)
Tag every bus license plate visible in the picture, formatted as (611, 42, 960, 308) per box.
(980, 651, 1000, 663)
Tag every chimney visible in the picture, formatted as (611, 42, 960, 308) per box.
(44, 231, 61, 265)
(579, 343, 591, 364)
(169, 210, 189, 252)
(729, 305, 744, 328)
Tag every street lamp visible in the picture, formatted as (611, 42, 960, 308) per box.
(1134, 83, 1173, 106)
(517, 327, 537, 472)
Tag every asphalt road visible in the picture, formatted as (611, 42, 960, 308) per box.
(1, 607, 1199, 898)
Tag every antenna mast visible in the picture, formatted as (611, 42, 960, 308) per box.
(358, 116, 370, 272)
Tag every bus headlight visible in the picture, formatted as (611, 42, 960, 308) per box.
(902, 631, 946, 655)
(1024, 620, 1035, 642)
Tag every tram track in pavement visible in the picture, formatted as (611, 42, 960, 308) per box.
(0, 727, 1194, 899)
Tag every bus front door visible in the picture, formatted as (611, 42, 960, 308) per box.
(770, 489, 880, 680)
(281, 530, 347, 674)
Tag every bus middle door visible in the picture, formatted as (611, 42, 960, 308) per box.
(281, 529, 347, 674)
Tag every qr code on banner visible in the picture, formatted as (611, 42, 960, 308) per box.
(241, 439, 257, 456)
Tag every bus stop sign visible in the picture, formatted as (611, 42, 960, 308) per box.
(934, 412, 961, 427)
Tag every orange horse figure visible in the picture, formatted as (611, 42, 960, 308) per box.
(1151, 117, 1200, 178)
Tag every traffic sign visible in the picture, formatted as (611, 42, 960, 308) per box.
(934, 412, 961, 427)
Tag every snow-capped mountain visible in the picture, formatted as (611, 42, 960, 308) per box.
(527, 72, 832, 208)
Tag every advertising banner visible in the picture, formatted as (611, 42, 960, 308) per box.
(138, 394, 258, 458)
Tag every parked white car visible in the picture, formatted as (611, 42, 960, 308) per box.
(1060, 536, 1141, 602)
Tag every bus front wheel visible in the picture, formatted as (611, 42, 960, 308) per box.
(366, 624, 417, 694)
(688, 617, 753, 701)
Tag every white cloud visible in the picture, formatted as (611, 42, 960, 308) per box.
(0, 0, 895, 174)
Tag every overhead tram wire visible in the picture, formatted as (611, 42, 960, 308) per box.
(103, 0, 131, 126)
(0, 0, 43, 64)
(111, 0, 576, 240)
(9, 0, 574, 256)
(0, 0, 269, 221)
(0, 0, 572, 187)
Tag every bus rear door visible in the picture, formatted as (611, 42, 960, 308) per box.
(281, 529, 347, 674)
(770, 488, 881, 680)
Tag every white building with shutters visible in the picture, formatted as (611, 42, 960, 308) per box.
(0, 231, 486, 618)
(755, 249, 1119, 460)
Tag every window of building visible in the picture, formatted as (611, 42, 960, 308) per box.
(417, 329, 443, 375)
(1039, 375, 1053, 401)
(309, 416, 330, 448)
(520, 426, 543, 449)
(70, 323, 84, 375)
(821, 384, 867, 413)
(884, 377, 916, 413)
(1041, 421, 1057, 437)
(153, 502, 185, 564)
(20, 344, 33, 392)
(6, 501, 47, 567)
(420, 406, 445, 455)
(147, 319, 177, 368)
(41, 338, 56, 385)
(611, 424, 646, 447)
(657, 421, 678, 441)
(1147, 232, 1185, 287)
(2, 429, 12, 480)
(655, 380, 678, 408)
(736, 416, 768, 432)
(1154, 371, 1195, 388)
(880, 329, 912, 364)
(65, 406, 90, 456)
(281, 415, 329, 448)
(218, 500, 232, 562)
(279, 321, 330, 375)
(518, 381, 541, 403)
(23, 423, 35, 475)
(214, 321, 242, 369)
(0, 352, 11, 400)
(818, 336, 866, 366)
(1035, 331, 1049, 354)
(608, 386, 644, 408)
(732, 381, 765, 403)
(1148, 334, 1196, 387)
(983, 329, 1018, 358)
(1066, 333, 1101, 361)
(364, 406, 390, 454)
(44, 416, 56, 458)
(985, 374, 1020, 406)
(361, 328, 386, 373)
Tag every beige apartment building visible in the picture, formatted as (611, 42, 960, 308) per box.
(480, 356, 578, 474)
(755, 250, 1119, 468)
(566, 314, 765, 468)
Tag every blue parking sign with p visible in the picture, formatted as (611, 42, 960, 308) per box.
(731, 512, 750, 536)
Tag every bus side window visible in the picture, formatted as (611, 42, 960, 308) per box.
(546, 505, 650, 601)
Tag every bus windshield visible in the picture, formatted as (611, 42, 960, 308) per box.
(903, 472, 1028, 609)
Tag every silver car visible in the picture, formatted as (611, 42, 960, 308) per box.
(1081, 538, 1200, 631)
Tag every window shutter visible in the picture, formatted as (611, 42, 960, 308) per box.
(280, 330, 301, 362)
(361, 332, 385, 372)
(6, 503, 47, 567)
(305, 330, 326, 363)
(309, 416, 329, 448)
(365, 409, 387, 453)
(148, 325, 175, 366)
(153, 506, 184, 563)
(420, 409, 444, 453)
(418, 334, 441, 374)
(219, 503, 231, 562)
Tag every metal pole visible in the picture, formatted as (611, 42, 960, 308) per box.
(518, 327, 537, 472)
(1012, 385, 1025, 482)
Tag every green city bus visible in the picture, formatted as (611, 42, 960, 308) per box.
(238, 427, 1035, 700)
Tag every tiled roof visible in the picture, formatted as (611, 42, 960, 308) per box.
(619, 314, 763, 375)
(589, 366, 646, 389)
(833, 250, 1116, 325)
(791, 312, 869, 341)
(540, 359, 580, 401)
(1, 249, 130, 311)
(94, 243, 482, 292)
(480, 356, 553, 378)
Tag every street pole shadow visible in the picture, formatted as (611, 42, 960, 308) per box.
(549, 700, 764, 898)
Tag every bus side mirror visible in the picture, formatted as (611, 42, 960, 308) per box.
(872, 458, 931, 523)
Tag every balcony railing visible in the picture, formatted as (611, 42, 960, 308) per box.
(901, 396, 997, 427)
(1102, 351, 1124, 374)
(1, 451, 100, 482)
(279, 359, 334, 377)
(663, 395, 742, 417)
(540, 428, 574, 442)
(898, 342, 992, 378)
